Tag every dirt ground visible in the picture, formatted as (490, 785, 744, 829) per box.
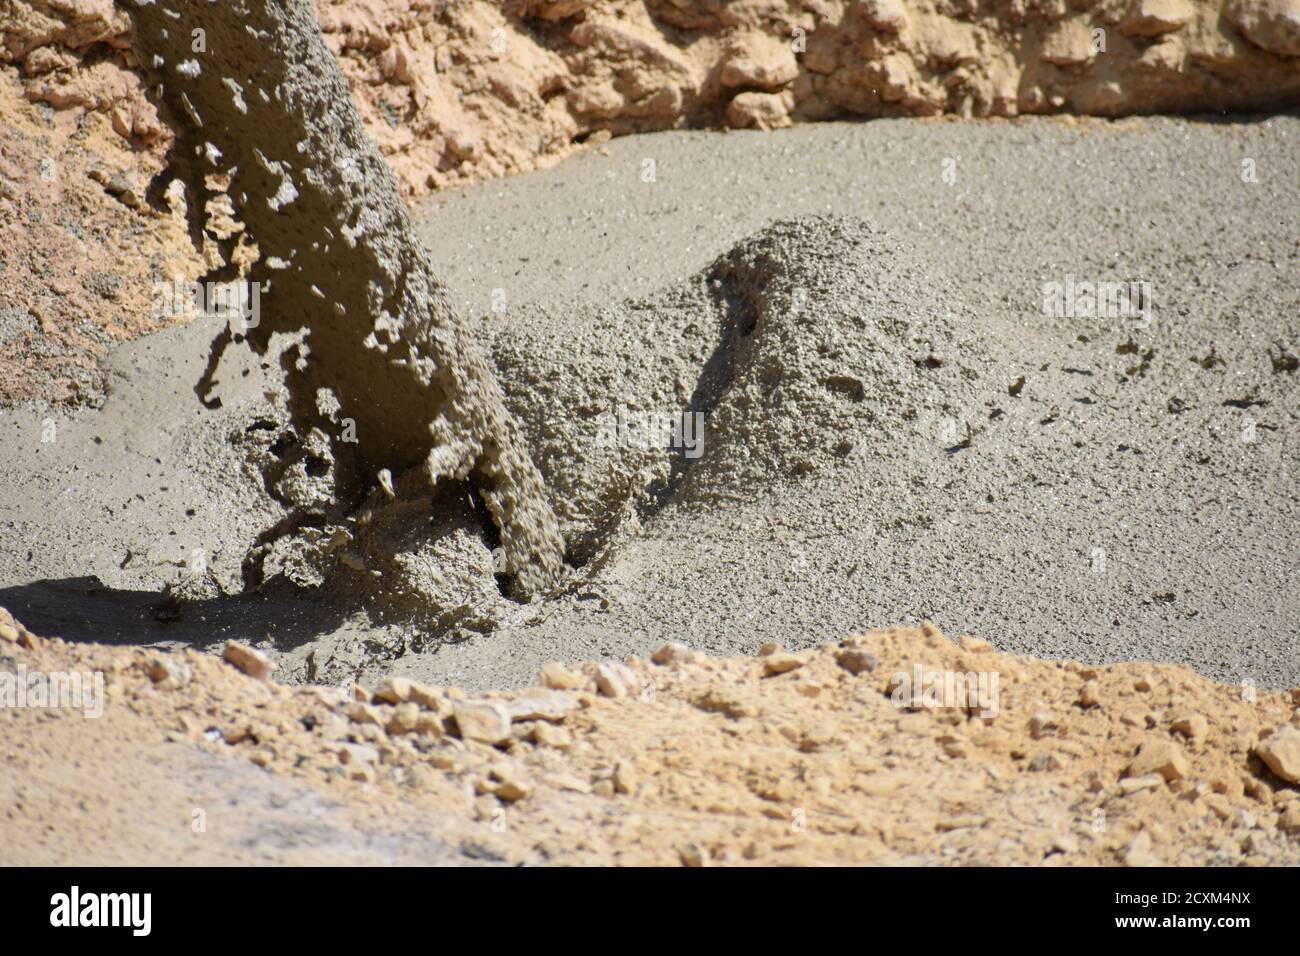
(3, 606, 1298, 865)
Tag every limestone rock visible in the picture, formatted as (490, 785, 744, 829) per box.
(146, 655, 192, 689)
(763, 652, 804, 675)
(613, 760, 639, 795)
(1124, 829, 1161, 866)
(1127, 738, 1189, 782)
(346, 702, 386, 726)
(651, 643, 698, 666)
(1255, 725, 1300, 783)
(222, 641, 274, 681)
(858, 0, 909, 33)
(1229, 0, 1300, 56)
(726, 91, 793, 131)
(373, 676, 414, 704)
(1079, 680, 1101, 708)
(490, 765, 532, 801)
(530, 722, 572, 749)
(1041, 20, 1098, 65)
(453, 700, 513, 745)
(595, 661, 639, 698)
(1120, 773, 1165, 794)
(1172, 713, 1208, 740)
(540, 662, 582, 690)
(386, 702, 421, 735)
(506, 689, 580, 722)
(1122, 0, 1196, 37)
(518, 0, 594, 20)
(1052, 833, 1079, 854)
(1029, 710, 1058, 739)
(694, 688, 759, 719)
(407, 682, 450, 714)
(338, 742, 379, 765)
(413, 711, 445, 737)
(678, 843, 706, 867)
(720, 34, 798, 90)
(835, 648, 879, 675)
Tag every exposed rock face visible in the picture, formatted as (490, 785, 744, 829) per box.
(121, 0, 565, 599)
(0, 88, 205, 405)
(1121, 0, 1198, 37)
(3, 0, 1299, 197)
(1230, 0, 1300, 56)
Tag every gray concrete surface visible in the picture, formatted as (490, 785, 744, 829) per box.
(1, 115, 1296, 691)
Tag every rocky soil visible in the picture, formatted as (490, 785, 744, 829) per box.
(3, 606, 1298, 865)
(6, 0, 1300, 197)
(0, 79, 203, 404)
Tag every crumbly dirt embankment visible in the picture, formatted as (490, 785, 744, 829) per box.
(0, 84, 204, 404)
(7, 0, 1300, 196)
(3, 606, 1298, 866)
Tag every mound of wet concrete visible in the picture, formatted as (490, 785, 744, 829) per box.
(493, 216, 992, 566)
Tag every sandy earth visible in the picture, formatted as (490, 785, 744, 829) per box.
(3, 608, 1299, 866)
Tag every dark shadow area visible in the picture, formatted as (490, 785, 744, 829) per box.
(640, 240, 774, 514)
(0, 575, 357, 654)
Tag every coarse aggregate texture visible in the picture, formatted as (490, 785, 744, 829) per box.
(1, 116, 1297, 696)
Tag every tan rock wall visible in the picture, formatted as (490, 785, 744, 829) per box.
(3, 0, 1299, 196)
